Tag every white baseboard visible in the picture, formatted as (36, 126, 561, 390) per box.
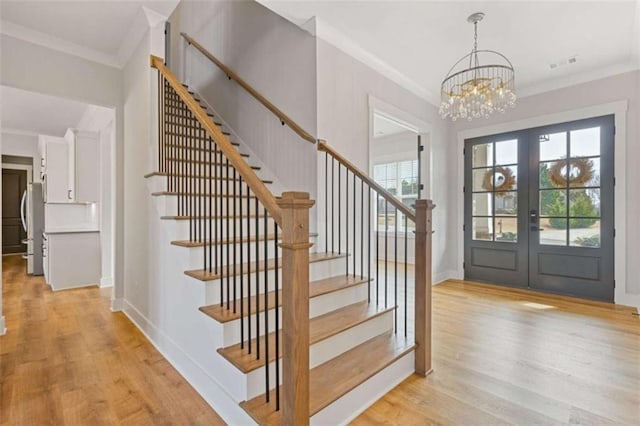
(122, 299, 255, 425)
(100, 276, 113, 287)
(433, 269, 458, 285)
(0, 316, 6, 335)
(110, 297, 124, 312)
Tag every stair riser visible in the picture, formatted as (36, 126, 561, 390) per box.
(202, 256, 347, 306)
(154, 195, 263, 217)
(180, 241, 285, 270)
(164, 219, 277, 243)
(243, 311, 393, 400)
(310, 282, 369, 318)
(148, 175, 262, 195)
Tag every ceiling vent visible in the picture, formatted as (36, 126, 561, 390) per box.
(549, 56, 578, 70)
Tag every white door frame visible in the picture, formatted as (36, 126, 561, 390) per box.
(456, 100, 633, 306)
(368, 95, 433, 199)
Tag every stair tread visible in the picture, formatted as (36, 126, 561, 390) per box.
(185, 252, 346, 282)
(200, 275, 370, 323)
(161, 214, 268, 220)
(164, 158, 259, 169)
(240, 332, 415, 424)
(165, 144, 248, 157)
(171, 232, 318, 248)
(144, 171, 269, 183)
(166, 157, 254, 166)
(216, 301, 393, 373)
(166, 111, 214, 118)
(165, 130, 232, 137)
(151, 191, 258, 198)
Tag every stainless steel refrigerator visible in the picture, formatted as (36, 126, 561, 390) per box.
(21, 182, 44, 275)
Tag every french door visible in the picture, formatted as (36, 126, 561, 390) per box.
(464, 115, 615, 302)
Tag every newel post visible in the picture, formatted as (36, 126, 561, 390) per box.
(277, 192, 314, 426)
(414, 199, 435, 376)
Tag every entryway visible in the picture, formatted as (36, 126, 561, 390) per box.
(464, 115, 614, 301)
(2, 167, 28, 255)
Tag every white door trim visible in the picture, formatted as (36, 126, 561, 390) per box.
(455, 100, 633, 306)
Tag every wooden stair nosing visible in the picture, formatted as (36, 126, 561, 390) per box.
(165, 157, 256, 167)
(164, 119, 223, 127)
(165, 144, 249, 157)
(144, 171, 269, 183)
(165, 130, 232, 138)
(215, 300, 394, 374)
(171, 232, 318, 248)
(185, 252, 347, 282)
(166, 110, 214, 118)
(151, 191, 258, 198)
(160, 214, 269, 221)
(239, 332, 415, 424)
(164, 159, 260, 170)
(200, 275, 371, 323)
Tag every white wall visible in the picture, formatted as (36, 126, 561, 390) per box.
(316, 38, 454, 282)
(168, 0, 318, 200)
(450, 70, 640, 306)
(1, 131, 41, 181)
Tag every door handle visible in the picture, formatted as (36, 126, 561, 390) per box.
(530, 226, 544, 231)
(529, 209, 538, 224)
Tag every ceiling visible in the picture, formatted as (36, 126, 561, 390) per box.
(0, 0, 179, 67)
(1, 86, 90, 136)
(260, 0, 639, 103)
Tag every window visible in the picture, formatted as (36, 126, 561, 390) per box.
(373, 160, 418, 231)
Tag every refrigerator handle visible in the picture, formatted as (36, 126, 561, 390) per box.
(20, 190, 27, 232)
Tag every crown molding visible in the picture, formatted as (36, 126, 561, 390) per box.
(1, 127, 40, 137)
(517, 61, 639, 99)
(115, 6, 169, 68)
(308, 17, 440, 107)
(0, 20, 120, 68)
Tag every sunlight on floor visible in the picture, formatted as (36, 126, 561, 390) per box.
(522, 301, 556, 310)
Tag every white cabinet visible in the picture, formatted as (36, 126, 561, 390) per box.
(40, 130, 100, 203)
(39, 135, 71, 203)
(73, 130, 100, 202)
(44, 231, 100, 291)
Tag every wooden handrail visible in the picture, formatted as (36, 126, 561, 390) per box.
(318, 140, 416, 222)
(181, 32, 317, 145)
(151, 55, 283, 226)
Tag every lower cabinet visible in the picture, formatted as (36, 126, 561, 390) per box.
(44, 231, 100, 291)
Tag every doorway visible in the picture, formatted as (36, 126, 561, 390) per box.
(464, 115, 614, 302)
(2, 168, 28, 254)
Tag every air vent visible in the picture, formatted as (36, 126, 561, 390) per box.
(549, 55, 578, 70)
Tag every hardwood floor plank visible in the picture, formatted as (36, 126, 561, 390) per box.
(353, 279, 640, 425)
(0, 255, 226, 425)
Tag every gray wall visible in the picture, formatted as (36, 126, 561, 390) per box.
(168, 0, 318, 199)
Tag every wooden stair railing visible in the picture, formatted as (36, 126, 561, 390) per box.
(151, 55, 311, 424)
(181, 32, 317, 145)
(318, 140, 435, 376)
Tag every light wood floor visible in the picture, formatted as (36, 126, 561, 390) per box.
(0, 255, 225, 425)
(3, 254, 639, 425)
(354, 279, 640, 425)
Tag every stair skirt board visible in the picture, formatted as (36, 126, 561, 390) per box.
(121, 300, 256, 425)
